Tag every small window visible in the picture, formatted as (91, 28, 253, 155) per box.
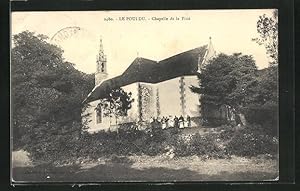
(101, 63, 105, 72)
(96, 109, 102, 124)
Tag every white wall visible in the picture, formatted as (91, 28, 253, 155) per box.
(156, 78, 181, 117)
(83, 75, 201, 133)
(182, 75, 200, 116)
(156, 75, 200, 118)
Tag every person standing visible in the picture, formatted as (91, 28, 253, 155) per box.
(165, 117, 169, 128)
(179, 115, 184, 128)
(174, 116, 179, 128)
(187, 115, 191, 127)
(161, 116, 166, 129)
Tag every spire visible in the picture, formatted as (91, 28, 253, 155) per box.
(99, 36, 104, 54)
(96, 36, 107, 73)
(95, 36, 108, 86)
(206, 36, 216, 59)
(197, 36, 216, 73)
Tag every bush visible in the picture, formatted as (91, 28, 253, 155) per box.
(223, 125, 278, 157)
(168, 133, 229, 159)
(25, 121, 278, 164)
(25, 131, 81, 164)
(71, 125, 169, 159)
(243, 105, 278, 136)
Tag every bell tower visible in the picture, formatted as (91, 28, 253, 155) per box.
(95, 37, 108, 86)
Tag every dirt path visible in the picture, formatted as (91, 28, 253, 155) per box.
(128, 155, 278, 178)
(12, 154, 278, 182)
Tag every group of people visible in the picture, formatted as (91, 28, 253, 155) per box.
(150, 115, 192, 129)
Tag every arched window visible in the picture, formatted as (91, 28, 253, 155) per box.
(101, 63, 105, 72)
(96, 108, 102, 124)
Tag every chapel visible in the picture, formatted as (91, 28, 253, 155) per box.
(82, 37, 218, 133)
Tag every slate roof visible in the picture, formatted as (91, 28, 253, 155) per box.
(84, 45, 208, 103)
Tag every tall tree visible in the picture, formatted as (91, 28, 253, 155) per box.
(191, 53, 257, 125)
(242, 66, 278, 135)
(11, 31, 94, 161)
(250, 10, 278, 134)
(252, 10, 278, 66)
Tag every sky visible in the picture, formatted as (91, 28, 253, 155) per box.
(12, 10, 276, 78)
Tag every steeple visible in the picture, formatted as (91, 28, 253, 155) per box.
(95, 36, 108, 86)
(206, 36, 216, 60)
(197, 37, 216, 73)
(96, 37, 107, 73)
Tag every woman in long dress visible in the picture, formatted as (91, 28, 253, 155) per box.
(179, 115, 184, 128)
(161, 117, 166, 129)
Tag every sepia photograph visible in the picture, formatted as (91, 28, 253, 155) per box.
(11, 9, 279, 182)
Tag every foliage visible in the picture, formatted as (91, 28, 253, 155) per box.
(247, 10, 279, 134)
(241, 66, 278, 134)
(191, 52, 278, 132)
(169, 133, 229, 159)
(224, 125, 278, 157)
(11, 31, 94, 157)
(191, 53, 257, 125)
(192, 53, 257, 108)
(22, 121, 278, 163)
(252, 10, 278, 66)
(97, 88, 134, 124)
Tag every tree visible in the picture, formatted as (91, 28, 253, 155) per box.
(241, 66, 278, 135)
(11, 31, 94, 161)
(191, 52, 278, 134)
(250, 10, 278, 134)
(191, 53, 257, 125)
(252, 10, 278, 66)
(97, 88, 134, 125)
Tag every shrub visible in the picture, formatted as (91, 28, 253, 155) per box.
(168, 133, 229, 159)
(25, 122, 278, 164)
(224, 125, 278, 157)
(243, 105, 278, 136)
